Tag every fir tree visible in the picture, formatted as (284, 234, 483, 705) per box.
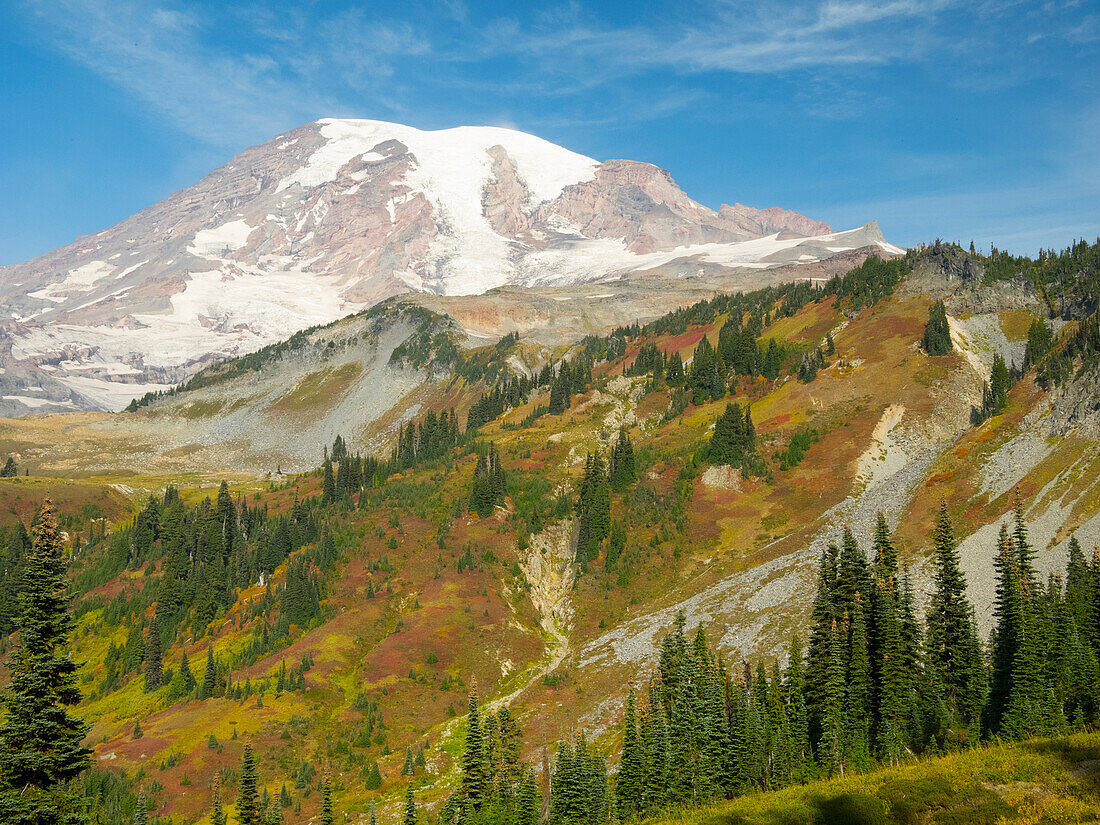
(640, 691, 669, 811)
(144, 621, 163, 692)
(322, 459, 336, 505)
(871, 512, 897, 580)
(461, 687, 489, 809)
(236, 744, 260, 825)
(211, 776, 227, 825)
(922, 300, 952, 355)
(708, 403, 755, 467)
(319, 777, 334, 825)
(0, 499, 91, 825)
(614, 690, 643, 819)
(783, 637, 812, 781)
(819, 619, 846, 776)
(202, 646, 218, 699)
(870, 579, 908, 763)
(984, 523, 1019, 736)
(403, 784, 418, 825)
(924, 502, 986, 731)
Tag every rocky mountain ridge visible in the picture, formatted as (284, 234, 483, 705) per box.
(0, 118, 899, 415)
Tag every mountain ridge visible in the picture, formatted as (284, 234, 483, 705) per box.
(0, 118, 898, 416)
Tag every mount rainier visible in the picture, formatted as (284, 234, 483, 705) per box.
(0, 118, 900, 415)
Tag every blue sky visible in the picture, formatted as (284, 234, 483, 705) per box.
(1, 0, 1097, 265)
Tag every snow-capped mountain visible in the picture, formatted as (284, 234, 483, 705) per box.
(0, 118, 901, 414)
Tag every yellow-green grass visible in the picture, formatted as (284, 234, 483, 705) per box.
(649, 731, 1100, 825)
(268, 362, 363, 416)
(0, 475, 132, 528)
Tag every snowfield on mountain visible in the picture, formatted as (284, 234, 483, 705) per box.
(0, 119, 895, 416)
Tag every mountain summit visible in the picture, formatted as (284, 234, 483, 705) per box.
(0, 119, 899, 413)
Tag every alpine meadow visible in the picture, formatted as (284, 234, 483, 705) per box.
(1, 2, 1100, 824)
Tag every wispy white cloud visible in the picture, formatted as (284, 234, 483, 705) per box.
(19, 0, 981, 151)
(22, 0, 427, 147)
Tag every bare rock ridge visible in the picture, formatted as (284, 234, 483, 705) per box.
(0, 118, 901, 415)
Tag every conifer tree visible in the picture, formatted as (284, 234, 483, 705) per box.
(783, 637, 812, 780)
(319, 777, 334, 825)
(322, 459, 336, 505)
(984, 523, 1019, 735)
(819, 619, 846, 776)
(0, 499, 90, 825)
(615, 690, 644, 819)
(403, 784, 418, 825)
(924, 503, 985, 731)
(609, 429, 636, 492)
(708, 403, 755, 466)
(871, 512, 897, 580)
(236, 744, 260, 825)
(517, 770, 541, 825)
(835, 527, 870, 614)
(1065, 535, 1090, 635)
(845, 598, 873, 769)
(202, 646, 218, 699)
(134, 794, 148, 825)
(639, 688, 669, 811)
(462, 687, 489, 809)
(805, 544, 837, 748)
(144, 621, 163, 692)
(211, 776, 227, 825)
(870, 579, 908, 763)
(922, 300, 952, 355)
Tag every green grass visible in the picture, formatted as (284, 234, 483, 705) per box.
(648, 731, 1100, 825)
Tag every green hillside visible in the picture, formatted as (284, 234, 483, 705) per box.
(2, 240, 1100, 824)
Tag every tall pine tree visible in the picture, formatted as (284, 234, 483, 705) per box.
(0, 499, 91, 825)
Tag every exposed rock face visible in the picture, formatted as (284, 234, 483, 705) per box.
(0, 118, 894, 414)
(1049, 366, 1100, 438)
(717, 203, 832, 239)
(902, 245, 1041, 314)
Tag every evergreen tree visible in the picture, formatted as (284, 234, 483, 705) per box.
(322, 459, 336, 505)
(845, 598, 873, 769)
(871, 512, 897, 580)
(202, 646, 218, 699)
(211, 776, 227, 825)
(461, 687, 489, 809)
(708, 403, 755, 467)
(640, 691, 669, 811)
(144, 621, 163, 692)
(134, 794, 148, 825)
(0, 499, 91, 825)
(236, 744, 260, 825)
(403, 784, 418, 825)
(924, 503, 986, 732)
(784, 637, 812, 781)
(319, 777, 334, 825)
(574, 453, 611, 568)
(922, 300, 952, 355)
(805, 544, 838, 749)
(870, 579, 908, 763)
(984, 523, 1019, 736)
(820, 617, 847, 775)
(609, 429, 636, 492)
(614, 690, 643, 819)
